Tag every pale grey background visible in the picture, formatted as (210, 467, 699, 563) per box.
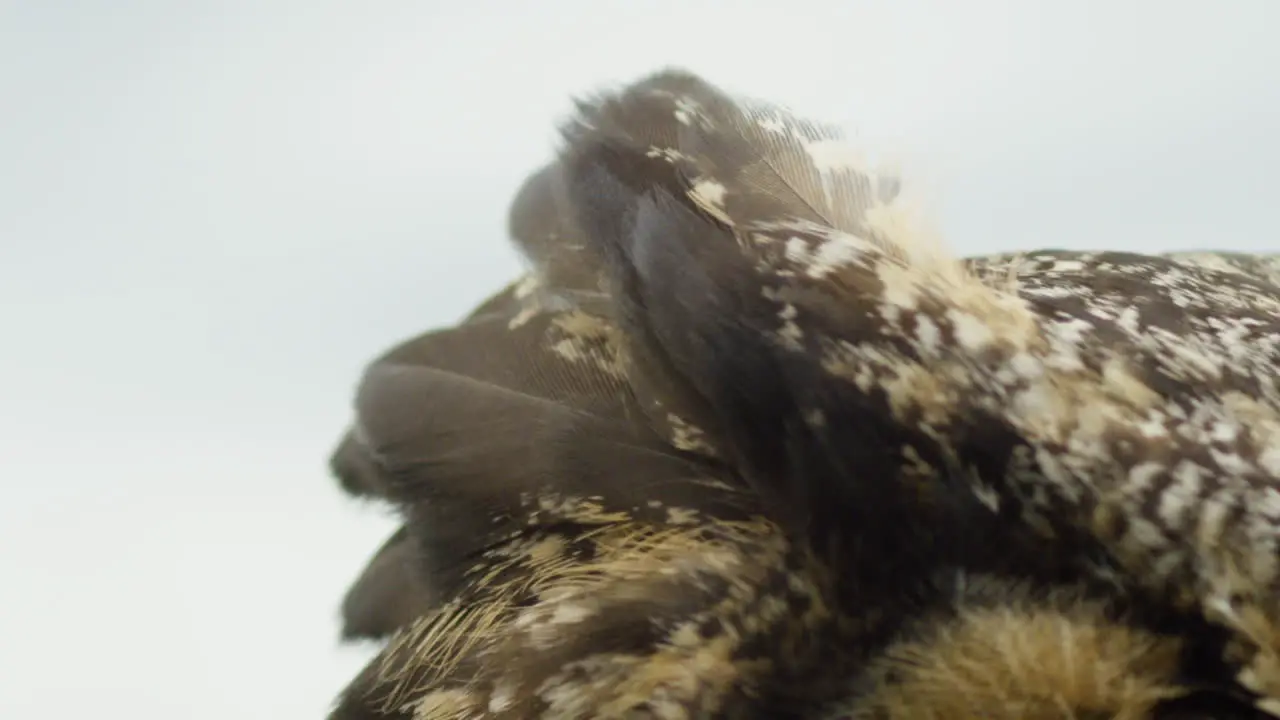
(1, 1, 1276, 717)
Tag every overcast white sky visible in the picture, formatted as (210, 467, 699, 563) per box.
(1, 1, 1277, 717)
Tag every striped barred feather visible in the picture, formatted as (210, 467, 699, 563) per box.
(326, 68, 1280, 719)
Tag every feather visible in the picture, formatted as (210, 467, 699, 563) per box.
(327, 67, 1280, 719)
(329, 179, 763, 717)
(341, 526, 434, 641)
(556, 69, 1088, 604)
(834, 573, 1273, 720)
(560, 68, 1280, 715)
(330, 280, 533, 502)
(505, 155, 729, 462)
(332, 519, 855, 720)
(348, 291, 758, 593)
(505, 161, 601, 300)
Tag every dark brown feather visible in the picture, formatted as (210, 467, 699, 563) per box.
(341, 526, 434, 641)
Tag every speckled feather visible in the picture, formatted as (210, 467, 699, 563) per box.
(561, 69, 1280, 713)
(327, 69, 1280, 719)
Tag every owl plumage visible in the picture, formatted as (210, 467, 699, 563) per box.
(326, 69, 1280, 718)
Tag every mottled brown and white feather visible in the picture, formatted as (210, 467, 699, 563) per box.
(326, 68, 1280, 719)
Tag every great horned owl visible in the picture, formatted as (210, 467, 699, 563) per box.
(325, 69, 1280, 719)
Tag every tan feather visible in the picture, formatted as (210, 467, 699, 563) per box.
(838, 577, 1188, 720)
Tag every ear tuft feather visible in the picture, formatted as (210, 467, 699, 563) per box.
(555, 69, 1019, 595)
